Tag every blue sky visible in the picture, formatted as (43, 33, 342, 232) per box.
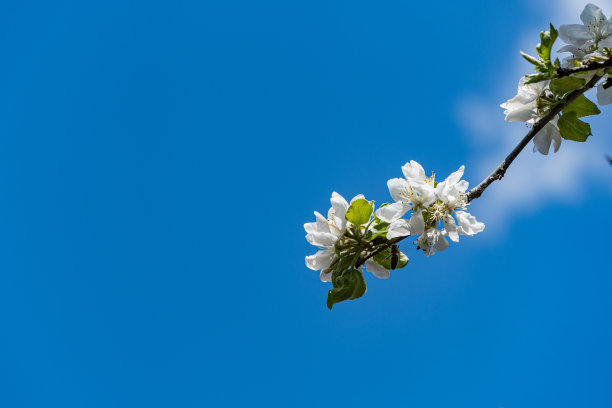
(1, 1, 611, 407)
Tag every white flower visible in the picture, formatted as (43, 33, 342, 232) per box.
(385, 165, 484, 257)
(433, 165, 484, 241)
(305, 192, 389, 281)
(375, 160, 436, 223)
(305, 192, 355, 282)
(387, 209, 426, 240)
(364, 259, 390, 279)
(559, 4, 612, 53)
(415, 228, 449, 257)
(500, 77, 562, 155)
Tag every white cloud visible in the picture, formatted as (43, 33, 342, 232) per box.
(455, 1, 612, 239)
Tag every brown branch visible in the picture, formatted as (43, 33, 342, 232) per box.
(466, 73, 603, 202)
(356, 73, 605, 268)
(557, 58, 612, 78)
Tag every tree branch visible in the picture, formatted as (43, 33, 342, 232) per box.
(466, 73, 603, 202)
(557, 58, 612, 78)
(356, 73, 605, 268)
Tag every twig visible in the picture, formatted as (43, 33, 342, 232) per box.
(356, 73, 604, 268)
(557, 58, 612, 78)
(466, 73, 602, 202)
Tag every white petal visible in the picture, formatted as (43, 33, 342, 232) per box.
(599, 36, 612, 48)
(602, 19, 612, 36)
(502, 99, 538, 122)
(414, 182, 436, 207)
(365, 259, 389, 279)
(305, 249, 335, 271)
(306, 231, 338, 248)
(437, 166, 466, 203)
(327, 207, 346, 234)
(532, 124, 554, 155)
(597, 81, 612, 105)
(375, 201, 411, 223)
(401, 160, 426, 183)
(387, 177, 410, 202)
(550, 124, 562, 153)
(559, 24, 592, 46)
(456, 179, 469, 192)
(444, 165, 465, 186)
(407, 210, 426, 236)
(304, 221, 317, 234)
(330, 192, 349, 217)
(423, 229, 449, 257)
(455, 211, 485, 236)
(558, 44, 586, 56)
(320, 268, 333, 282)
(386, 219, 411, 239)
(581, 4, 606, 27)
(443, 215, 459, 242)
(350, 194, 365, 204)
(315, 211, 330, 233)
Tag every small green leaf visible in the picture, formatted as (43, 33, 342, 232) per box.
(549, 24, 559, 43)
(373, 247, 409, 270)
(521, 51, 545, 67)
(549, 76, 585, 95)
(563, 95, 600, 118)
(525, 73, 551, 84)
(536, 24, 558, 62)
(345, 198, 373, 226)
(558, 111, 592, 142)
(327, 268, 367, 310)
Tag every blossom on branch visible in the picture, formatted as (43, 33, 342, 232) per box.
(501, 78, 562, 155)
(559, 3, 612, 55)
(383, 162, 484, 257)
(304, 192, 357, 281)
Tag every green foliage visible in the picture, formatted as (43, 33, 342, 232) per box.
(562, 95, 601, 117)
(327, 267, 367, 310)
(521, 51, 546, 68)
(536, 23, 558, 62)
(373, 247, 408, 270)
(525, 73, 551, 84)
(558, 111, 592, 142)
(523, 24, 561, 83)
(550, 77, 585, 95)
(345, 199, 373, 226)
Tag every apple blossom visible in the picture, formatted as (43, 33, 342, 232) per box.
(559, 4, 612, 54)
(501, 78, 562, 155)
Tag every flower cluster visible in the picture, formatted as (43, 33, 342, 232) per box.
(558, 4, 612, 105)
(304, 161, 483, 309)
(377, 161, 484, 257)
(305, 4, 611, 309)
(501, 3, 610, 155)
(305, 192, 389, 282)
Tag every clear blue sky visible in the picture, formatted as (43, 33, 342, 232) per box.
(1, 1, 611, 407)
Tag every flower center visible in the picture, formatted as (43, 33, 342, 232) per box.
(399, 186, 418, 202)
(587, 17, 605, 37)
(428, 202, 447, 223)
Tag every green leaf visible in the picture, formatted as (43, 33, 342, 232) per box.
(549, 76, 585, 95)
(373, 247, 409, 270)
(558, 111, 592, 142)
(525, 73, 551, 84)
(344, 198, 373, 226)
(521, 51, 545, 67)
(327, 268, 367, 310)
(536, 24, 558, 62)
(562, 95, 600, 118)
